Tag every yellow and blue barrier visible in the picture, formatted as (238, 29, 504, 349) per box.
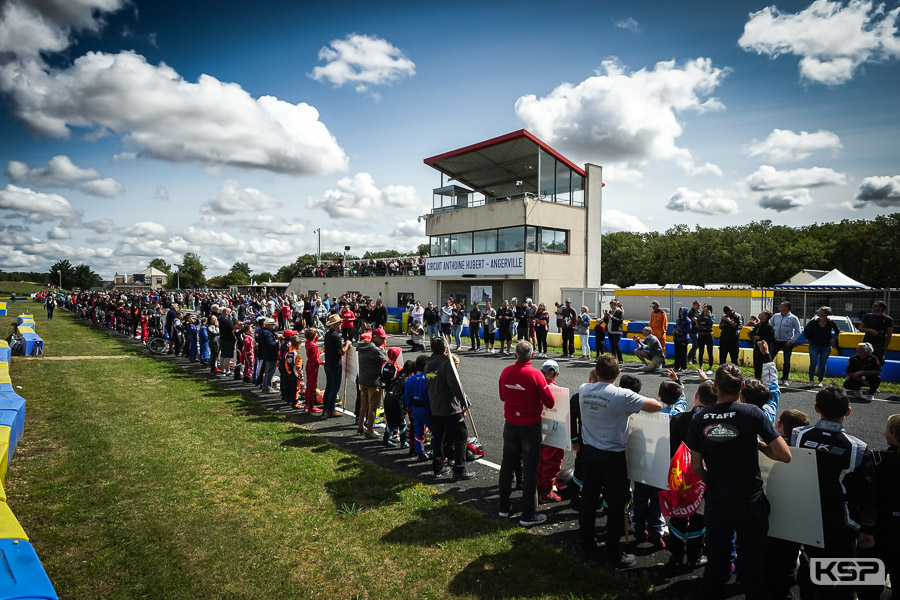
(0, 339, 58, 599)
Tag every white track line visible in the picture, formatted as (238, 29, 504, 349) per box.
(475, 458, 501, 470)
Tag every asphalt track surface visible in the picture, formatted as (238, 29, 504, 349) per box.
(94, 325, 899, 599)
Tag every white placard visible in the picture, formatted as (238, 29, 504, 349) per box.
(425, 252, 524, 278)
(471, 285, 493, 305)
(541, 386, 571, 451)
(760, 447, 824, 548)
(625, 411, 671, 490)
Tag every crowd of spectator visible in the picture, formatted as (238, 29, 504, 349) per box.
(298, 256, 425, 278)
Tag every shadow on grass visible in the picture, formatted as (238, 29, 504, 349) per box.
(381, 500, 507, 546)
(446, 531, 648, 599)
(323, 455, 417, 511)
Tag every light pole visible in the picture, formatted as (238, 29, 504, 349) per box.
(176, 270, 180, 290)
(58, 271, 62, 290)
(314, 228, 321, 265)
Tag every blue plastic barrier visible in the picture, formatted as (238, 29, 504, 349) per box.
(19, 333, 42, 357)
(626, 321, 648, 334)
(0, 539, 59, 600)
(0, 396, 24, 454)
(0, 412, 17, 462)
(0, 348, 9, 363)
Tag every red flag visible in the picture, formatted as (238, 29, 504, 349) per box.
(658, 442, 706, 517)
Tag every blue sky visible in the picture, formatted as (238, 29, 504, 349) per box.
(0, 0, 898, 278)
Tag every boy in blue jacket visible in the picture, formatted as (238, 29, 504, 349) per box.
(405, 354, 432, 461)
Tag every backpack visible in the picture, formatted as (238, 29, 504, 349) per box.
(465, 437, 485, 461)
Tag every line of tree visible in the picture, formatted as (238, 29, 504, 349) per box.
(600, 213, 900, 289)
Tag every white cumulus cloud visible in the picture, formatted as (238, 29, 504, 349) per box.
(310, 33, 415, 93)
(515, 57, 729, 176)
(745, 165, 847, 190)
(122, 221, 167, 238)
(614, 17, 640, 32)
(80, 177, 124, 197)
(6, 155, 100, 186)
(393, 218, 426, 239)
(0, 184, 78, 220)
(744, 128, 842, 163)
(854, 175, 900, 207)
(666, 187, 739, 215)
(240, 215, 306, 236)
(0, 0, 126, 60)
(739, 0, 900, 84)
(47, 225, 70, 239)
(201, 180, 281, 215)
(309, 172, 422, 220)
(602, 209, 650, 233)
(0, 51, 349, 176)
(758, 188, 815, 211)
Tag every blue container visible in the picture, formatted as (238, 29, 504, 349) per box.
(880, 360, 900, 382)
(0, 347, 9, 363)
(19, 333, 42, 357)
(0, 411, 18, 462)
(620, 338, 637, 354)
(824, 356, 849, 378)
(0, 396, 24, 457)
(0, 539, 59, 600)
(626, 321, 649, 334)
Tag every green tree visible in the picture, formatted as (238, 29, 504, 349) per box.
(49, 259, 75, 289)
(148, 258, 172, 275)
(416, 243, 430, 257)
(251, 272, 274, 284)
(225, 262, 251, 286)
(169, 253, 206, 289)
(72, 264, 100, 289)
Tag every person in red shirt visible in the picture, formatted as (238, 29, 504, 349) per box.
(340, 303, 356, 342)
(498, 341, 556, 527)
(303, 327, 323, 413)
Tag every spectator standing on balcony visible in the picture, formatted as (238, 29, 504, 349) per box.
(860, 301, 894, 366)
(424, 301, 440, 341)
(770, 300, 802, 386)
(649, 301, 668, 358)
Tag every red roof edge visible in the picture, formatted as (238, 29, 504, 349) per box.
(423, 129, 587, 178)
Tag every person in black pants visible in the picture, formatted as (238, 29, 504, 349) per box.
(575, 355, 662, 568)
(603, 300, 624, 365)
(559, 298, 577, 358)
(749, 310, 775, 379)
(718, 305, 743, 366)
(468, 301, 482, 351)
(686, 300, 701, 364)
(534, 303, 550, 357)
(685, 363, 792, 600)
(423, 337, 474, 480)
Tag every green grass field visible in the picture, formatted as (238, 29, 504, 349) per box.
(4, 311, 648, 600)
(0, 281, 48, 297)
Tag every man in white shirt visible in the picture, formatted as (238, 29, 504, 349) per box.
(771, 301, 802, 386)
(575, 354, 662, 568)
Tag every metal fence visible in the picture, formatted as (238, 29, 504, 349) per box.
(609, 288, 897, 326)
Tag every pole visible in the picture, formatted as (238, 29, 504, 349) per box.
(315, 228, 321, 266)
(59, 271, 62, 290)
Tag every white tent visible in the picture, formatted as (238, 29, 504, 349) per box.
(774, 268, 870, 290)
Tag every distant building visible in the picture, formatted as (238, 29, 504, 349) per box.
(109, 267, 168, 289)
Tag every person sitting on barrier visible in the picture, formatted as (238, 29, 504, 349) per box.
(844, 342, 882, 400)
(634, 326, 665, 372)
(791, 386, 875, 600)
